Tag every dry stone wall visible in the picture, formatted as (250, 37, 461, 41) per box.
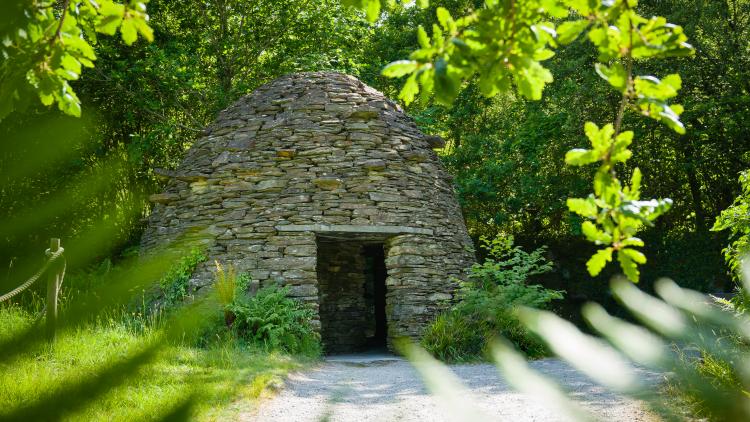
(141, 71, 476, 348)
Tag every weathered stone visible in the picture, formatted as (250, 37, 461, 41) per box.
(141, 71, 476, 353)
(313, 177, 343, 190)
(276, 149, 296, 158)
(149, 193, 179, 204)
(285, 245, 317, 256)
(424, 135, 446, 149)
(369, 192, 400, 202)
(256, 179, 286, 191)
(349, 106, 379, 119)
(361, 159, 386, 171)
(428, 292, 452, 301)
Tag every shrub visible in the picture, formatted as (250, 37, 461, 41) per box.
(213, 261, 251, 327)
(214, 260, 238, 307)
(422, 235, 563, 362)
(158, 248, 207, 309)
(227, 285, 320, 356)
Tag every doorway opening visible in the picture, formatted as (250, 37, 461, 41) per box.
(316, 239, 389, 354)
(363, 244, 388, 350)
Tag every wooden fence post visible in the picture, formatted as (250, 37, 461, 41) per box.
(46, 238, 61, 341)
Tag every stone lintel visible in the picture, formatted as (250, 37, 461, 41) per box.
(276, 224, 433, 236)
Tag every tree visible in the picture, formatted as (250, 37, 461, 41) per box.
(349, 0, 706, 283)
(0, 0, 154, 120)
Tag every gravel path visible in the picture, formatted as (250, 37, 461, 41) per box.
(246, 354, 660, 422)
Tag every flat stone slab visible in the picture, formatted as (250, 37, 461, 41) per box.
(276, 224, 433, 236)
(325, 350, 402, 365)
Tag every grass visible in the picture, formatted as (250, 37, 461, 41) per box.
(0, 304, 310, 421)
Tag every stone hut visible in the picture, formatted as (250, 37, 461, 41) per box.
(141, 72, 476, 353)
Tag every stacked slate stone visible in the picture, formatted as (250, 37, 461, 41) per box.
(141, 71, 476, 351)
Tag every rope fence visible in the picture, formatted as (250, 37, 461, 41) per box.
(0, 247, 64, 303)
(0, 238, 66, 340)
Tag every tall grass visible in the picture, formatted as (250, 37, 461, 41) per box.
(0, 303, 306, 421)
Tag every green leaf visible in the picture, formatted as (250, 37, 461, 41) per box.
(490, 340, 596, 421)
(587, 247, 613, 276)
(434, 58, 460, 105)
(621, 237, 645, 247)
(418, 68, 434, 104)
(60, 54, 82, 75)
(610, 131, 633, 163)
(621, 248, 646, 264)
(582, 221, 612, 244)
(133, 17, 154, 42)
(567, 197, 598, 218)
(96, 3, 125, 35)
(365, 0, 381, 22)
(417, 26, 430, 49)
(399, 73, 419, 104)
(518, 307, 643, 393)
(120, 18, 138, 45)
(582, 122, 616, 156)
(416, 0, 429, 7)
(436, 7, 452, 31)
(557, 20, 589, 45)
(382, 60, 418, 78)
(634, 75, 679, 101)
(595, 62, 627, 92)
(565, 0, 594, 15)
(565, 148, 599, 166)
(626, 168, 642, 198)
(515, 59, 553, 100)
(617, 250, 640, 282)
(581, 303, 669, 368)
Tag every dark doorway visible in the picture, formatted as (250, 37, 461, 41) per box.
(363, 244, 388, 349)
(316, 239, 389, 354)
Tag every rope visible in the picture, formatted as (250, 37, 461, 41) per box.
(0, 248, 65, 303)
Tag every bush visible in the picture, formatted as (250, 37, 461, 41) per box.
(422, 235, 563, 362)
(227, 285, 321, 356)
(213, 260, 251, 327)
(158, 248, 207, 309)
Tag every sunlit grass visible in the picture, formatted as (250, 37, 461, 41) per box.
(0, 305, 307, 421)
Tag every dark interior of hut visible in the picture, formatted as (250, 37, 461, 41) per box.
(317, 239, 388, 354)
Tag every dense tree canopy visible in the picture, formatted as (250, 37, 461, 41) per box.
(1, 0, 748, 306)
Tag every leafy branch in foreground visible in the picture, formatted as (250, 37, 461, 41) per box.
(403, 268, 750, 421)
(349, 0, 694, 282)
(712, 170, 750, 282)
(0, 0, 154, 120)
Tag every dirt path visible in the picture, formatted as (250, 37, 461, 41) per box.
(245, 354, 660, 422)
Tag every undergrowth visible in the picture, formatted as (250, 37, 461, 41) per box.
(229, 285, 320, 356)
(0, 304, 306, 421)
(421, 235, 563, 362)
(1, 251, 321, 420)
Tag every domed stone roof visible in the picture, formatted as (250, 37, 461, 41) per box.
(141, 71, 476, 352)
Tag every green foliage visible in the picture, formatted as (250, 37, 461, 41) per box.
(422, 0, 746, 295)
(343, 0, 430, 22)
(420, 312, 487, 362)
(712, 170, 750, 282)
(0, 0, 154, 119)
(157, 248, 206, 309)
(506, 274, 750, 420)
(356, 0, 698, 282)
(421, 235, 562, 361)
(380, 2, 561, 104)
(0, 303, 305, 421)
(227, 285, 321, 356)
(407, 270, 750, 421)
(666, 348, 750, 420)
(213, 260, 242, 307)
(476, 235, 554, 284)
